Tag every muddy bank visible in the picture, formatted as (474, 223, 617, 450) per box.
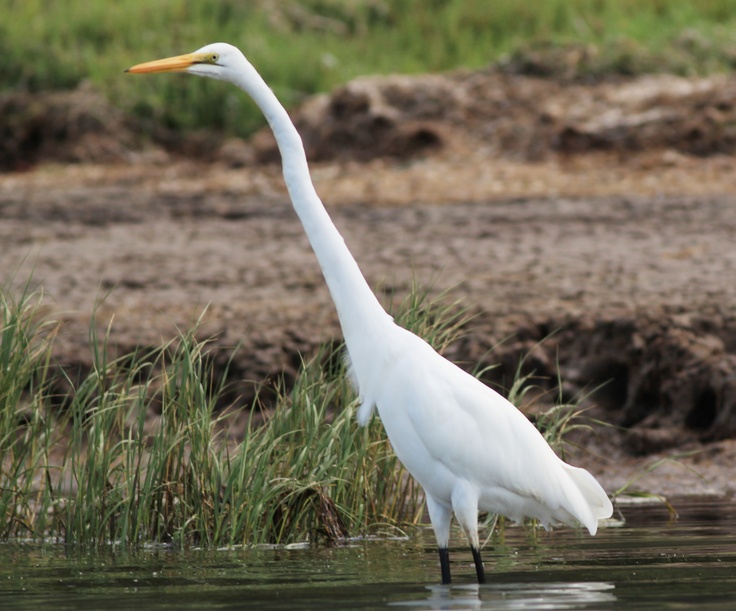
(2, 68, 736, 499)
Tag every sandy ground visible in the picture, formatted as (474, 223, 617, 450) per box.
(2, 69, 736, 502)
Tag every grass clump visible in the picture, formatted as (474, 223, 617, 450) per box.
(0, 283, 586, 547)
(0, 286, 428, 547)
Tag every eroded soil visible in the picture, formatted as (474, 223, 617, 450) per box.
(2, 69, 736, 500)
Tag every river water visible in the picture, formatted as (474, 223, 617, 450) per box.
(1, 498, 734, 610)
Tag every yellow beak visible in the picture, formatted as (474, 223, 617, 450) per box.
(126, 52, 209, 74)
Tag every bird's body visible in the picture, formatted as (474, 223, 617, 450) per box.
(353, 324, 610, 543)
(127, 43, 613, 584)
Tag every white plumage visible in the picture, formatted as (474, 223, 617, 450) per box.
(127, 43, 613, 583)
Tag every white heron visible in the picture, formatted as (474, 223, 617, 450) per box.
(127, 43, 613, 584)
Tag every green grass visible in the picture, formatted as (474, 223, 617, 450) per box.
(3, 0, 736, 137)
(0, 282, 584, 547)
(0, 288, 419, 546)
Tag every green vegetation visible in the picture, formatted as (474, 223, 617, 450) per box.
(0, 283, 581, 547)
(0, 286, 413, 546)
(3, 0, 736, 136)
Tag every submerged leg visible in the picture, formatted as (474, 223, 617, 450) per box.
(426, 495, 453, 585)
(451, 483, 486, 584)
(470, 545, 486, 584)
(439, 546, 451, 585)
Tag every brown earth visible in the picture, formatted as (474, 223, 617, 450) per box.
(1, 68, 736, 501)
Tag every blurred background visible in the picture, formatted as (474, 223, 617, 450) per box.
(4, 0, 736, 153)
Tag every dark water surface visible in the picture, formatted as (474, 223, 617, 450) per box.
(1, 498, 734, 610)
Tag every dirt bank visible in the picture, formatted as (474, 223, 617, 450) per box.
(1, 68, 735, 500)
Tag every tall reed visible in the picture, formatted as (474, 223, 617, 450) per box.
(0, 284, 59, 540)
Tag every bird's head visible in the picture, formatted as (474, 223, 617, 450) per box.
(126, 42, 245, 83)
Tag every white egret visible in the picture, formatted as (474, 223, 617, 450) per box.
(127, 43, 613, 584)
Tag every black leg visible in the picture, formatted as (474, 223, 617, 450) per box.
(471, 546, 486, 584)
(439, 546, 451, 585)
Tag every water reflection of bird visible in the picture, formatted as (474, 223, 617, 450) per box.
(127, 43, 613, 584)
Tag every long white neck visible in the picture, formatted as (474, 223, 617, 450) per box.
(230, 57, 393, 345)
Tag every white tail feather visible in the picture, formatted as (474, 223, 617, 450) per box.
(563, 464, 613, 535)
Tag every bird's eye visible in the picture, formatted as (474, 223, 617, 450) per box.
(210, 53, 219, 64)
